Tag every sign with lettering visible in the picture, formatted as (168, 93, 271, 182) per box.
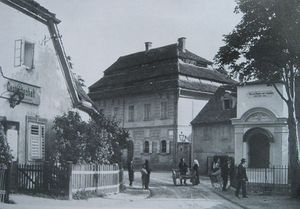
(6, 79, 40, 105)
(247, 90, 274, 98)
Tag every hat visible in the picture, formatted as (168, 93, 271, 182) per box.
(241, 158, 246, 163)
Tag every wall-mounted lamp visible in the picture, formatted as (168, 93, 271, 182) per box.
(179, 131, 186, 142)
(9, 89, 25, 108)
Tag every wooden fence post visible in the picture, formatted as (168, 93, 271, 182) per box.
(118, 164, 124, 191)
(66, 162, 73, 200)
(43, 161, 49, 193)
(4, 163, 11, 203)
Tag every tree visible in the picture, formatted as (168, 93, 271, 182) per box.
(215, 0, 300, 196)
(51, 111, 128, 165)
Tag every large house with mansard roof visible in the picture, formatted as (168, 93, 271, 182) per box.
(89, 37, 235, 169)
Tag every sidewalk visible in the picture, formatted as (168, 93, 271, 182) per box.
(115, 171, 151, 200)
(200, 176, 300, 209)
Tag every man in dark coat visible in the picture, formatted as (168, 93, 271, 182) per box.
(221, 157, 229, 191)
(235, 158, 248, 198)
(178, 158, 188, 185)
(128, 160, 134, 186)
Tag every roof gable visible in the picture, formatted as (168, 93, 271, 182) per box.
(191, 85, 237, 125)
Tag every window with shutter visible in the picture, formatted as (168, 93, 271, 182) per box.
(149, 141, 153, 153)
(161, 140, 167, 153)
(14, 39, 35, 69)
(160, 102, 168, 119)
(128, 105, 134, 122)
(24, 41, 34, 69)
(144, 141, 149, 153)
(28, 122, 45, 161)
(14, 39, 22, 67)
(140, 142, 144, 154)
(166, 141, 171, 153)
(144, 104, 151, 120)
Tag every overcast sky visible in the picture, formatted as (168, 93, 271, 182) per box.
(36, 0, 241, 88)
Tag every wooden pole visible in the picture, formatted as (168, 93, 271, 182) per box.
(66, 162, 72, 200)
(4, 163, 10, 203)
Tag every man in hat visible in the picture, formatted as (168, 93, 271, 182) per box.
(235, 158, 248, 198)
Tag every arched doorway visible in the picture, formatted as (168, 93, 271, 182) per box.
(243, 128, 273, 168)
(248, 133, 270, 168)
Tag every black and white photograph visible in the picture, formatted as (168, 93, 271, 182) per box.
(0, 0, 300, 208)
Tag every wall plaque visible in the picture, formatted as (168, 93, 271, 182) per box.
(247, 90, 274, 98)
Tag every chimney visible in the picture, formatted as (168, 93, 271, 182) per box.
(178, 37, 186, 52)
(145, 42, 152, 51)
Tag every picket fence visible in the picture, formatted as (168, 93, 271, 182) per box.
(72, 164, 120, 197)
(14, 162, 120, 199)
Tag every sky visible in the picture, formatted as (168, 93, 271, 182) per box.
(35, 0, 241, 88)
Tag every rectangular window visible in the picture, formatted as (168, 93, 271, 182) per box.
(14, 39, 35, 69)
(28, 122, 45, 161)
(168, 130, 174, 139)
(14, 39, 22, 67)
(144, 104, 151, 120)
(128, 105, 134, 122)
(160, 102, 168, 119)
(144, 141, 149, 153)
(223, 99, 232, 110)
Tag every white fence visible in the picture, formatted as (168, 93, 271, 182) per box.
(71, 164, 120, 196)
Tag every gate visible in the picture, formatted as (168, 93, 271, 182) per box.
(0, 164, 10, 203)
(16, 162, 70, 196)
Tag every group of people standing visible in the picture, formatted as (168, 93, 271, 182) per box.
(127, 159, 151, 189)
(210, 157, 248, 198)
(178, 158, 200, 185)
(127, 157, 248, 198)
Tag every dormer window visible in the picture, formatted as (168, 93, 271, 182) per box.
(223, 98, 232, 110)
(222, 93, 234, 110)
(14, 39, 35, 70)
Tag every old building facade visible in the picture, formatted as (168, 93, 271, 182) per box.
(89, 38, 234, 169)
(192, 81, 299, 173)
(191, 85, 237, 173)
(0, 3, 72, 163)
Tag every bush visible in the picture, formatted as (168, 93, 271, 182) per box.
(0, 123, 13, 165)
(50, 111, 128, 165)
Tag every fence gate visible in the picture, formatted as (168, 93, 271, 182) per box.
(17, 163, 44, 192)
(0, 164, 9, 203)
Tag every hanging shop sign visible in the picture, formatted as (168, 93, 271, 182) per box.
(6, 79, 40, 105)
(1, 67, 40, 105)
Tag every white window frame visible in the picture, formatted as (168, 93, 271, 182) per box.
(160, 101, 168, 119)
(161, 140, 167, 153)
(128, 105, 135, 122)
(144, 141, 150, 153)
(144, 103, 151, 121)
(14, 39, 35, 70)
(26, 116, 47, 162)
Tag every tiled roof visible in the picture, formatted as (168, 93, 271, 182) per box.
(102, 44, 212, 76)
(178, 63, 235, 84)
(191, 85, 237, 125)
(89, 42, 236, 99)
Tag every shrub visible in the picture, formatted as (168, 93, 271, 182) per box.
(50, 111, 128, 165)
(0, 123, 13, 165)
